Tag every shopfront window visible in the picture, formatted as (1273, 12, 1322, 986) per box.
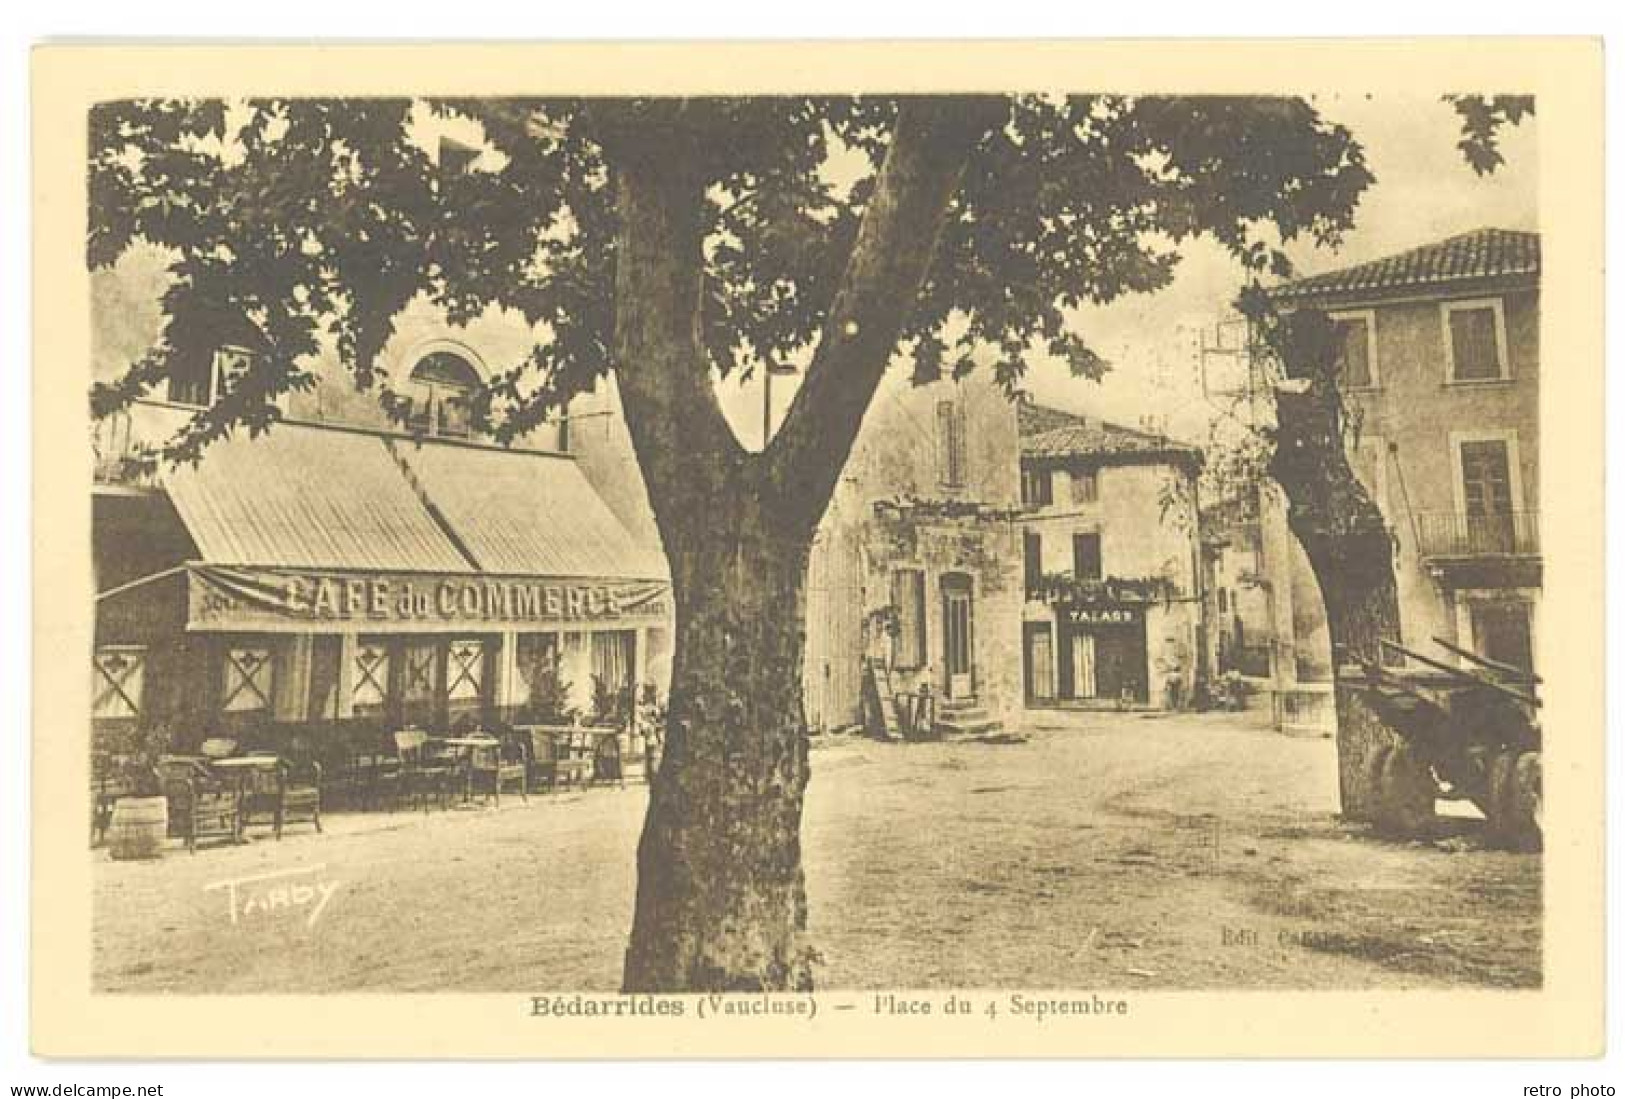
(591, 631, 636, 705)
(402, 641, 438, 703)
(352, 641, 391, 715)
(222, 645, 274, 713)
(92, 647, 145, 720)
(517, 633, 566, 716)
(446, 639, 486, 703)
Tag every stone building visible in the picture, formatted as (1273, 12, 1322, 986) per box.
(1016, 401, 1205, 710)
(802, 371, 1024, 736)
(91, 263, 672, 746)
(1270, 227, 1541, 674)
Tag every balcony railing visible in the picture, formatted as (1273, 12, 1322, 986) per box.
(1414, 510, 1539, 559)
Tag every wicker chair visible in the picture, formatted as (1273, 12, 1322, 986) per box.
(469, 734, 530, 806)
(160, 758, 241, 853)
(392, 728, 455, 812)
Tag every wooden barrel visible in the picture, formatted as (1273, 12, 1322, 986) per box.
(107, 795, 168, 860)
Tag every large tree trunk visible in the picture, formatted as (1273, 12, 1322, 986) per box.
(1269, 311, 1431, 828)
(622, 508, 814, 991)
(597, 99, 1001, 991)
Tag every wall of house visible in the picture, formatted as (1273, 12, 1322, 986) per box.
(1339, 284, 1539, 660)
(1020, 460, 1204, 708)
(802, 370, 1024, 731)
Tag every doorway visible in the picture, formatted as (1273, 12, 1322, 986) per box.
(941, 573, 975, 699)
(1093, 626, 1149, 704)
(1024, 622, 1055, 703)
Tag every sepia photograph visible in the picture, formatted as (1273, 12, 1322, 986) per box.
(27, 38, 1605, 1060)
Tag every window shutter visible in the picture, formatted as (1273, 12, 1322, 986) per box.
(891, 569, 926, 669)
(1073, 533, 1102, 581)
(937, 401, 956, 486)
(1449, 307, 1502, 381)
(1024, 532, 1043, 591)
(92, 648, 146, 719)
(1335, 318, 1371, 387)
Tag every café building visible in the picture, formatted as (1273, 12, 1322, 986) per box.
(93, 418, 672, 744)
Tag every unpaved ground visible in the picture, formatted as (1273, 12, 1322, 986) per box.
(93, 710, 1540, 992)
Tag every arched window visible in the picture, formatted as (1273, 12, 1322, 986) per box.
(407, 350, 481, 438)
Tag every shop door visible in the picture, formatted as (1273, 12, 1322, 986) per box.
(1093, 626, 1148, 704)
(941, 574, 975, 698)
(1070, 632, 1097, 699)
(1024, 623, 1055, 703)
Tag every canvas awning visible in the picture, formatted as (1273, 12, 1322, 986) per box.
(153, 422, 669, 634)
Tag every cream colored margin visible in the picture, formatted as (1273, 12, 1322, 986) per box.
(31, 39, 1604, 1059)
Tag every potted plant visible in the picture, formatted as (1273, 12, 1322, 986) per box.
(105, 722, 174, 860)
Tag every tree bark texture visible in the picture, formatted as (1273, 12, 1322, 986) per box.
(1269, 311, 1431, 827)
(601, 100, 1000, 990)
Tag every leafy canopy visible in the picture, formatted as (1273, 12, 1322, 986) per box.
(90, 95, 1376, 461)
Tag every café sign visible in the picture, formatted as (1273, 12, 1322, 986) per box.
(187, 563, 669, 633)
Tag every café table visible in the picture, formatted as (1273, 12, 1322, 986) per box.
(512, 725, 600, 790)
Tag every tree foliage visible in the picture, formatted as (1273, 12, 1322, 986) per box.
(1445, 94, 1536, 176)
(89, 95, 1376, 461)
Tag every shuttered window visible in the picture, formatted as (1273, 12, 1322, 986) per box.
(1023, 532, 1043, 591)
(402, 641, 438, 703)
(891, 569, 926, 670)
(352, 641, 391, 712)
(92, 647, 145, 719)
(1070, 467, 1099, 503)
(1021, 466, 1052, 506)
(1445, 303, 1507, 381)
(937, 399, 967, 487)
(1073, 533, 1103, 581)
(446, 639, 486, 702)
(222, 645, 274, 713)
(1333, 316, 1373, 387)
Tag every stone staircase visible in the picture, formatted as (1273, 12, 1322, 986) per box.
(934, 697, 1002, 739)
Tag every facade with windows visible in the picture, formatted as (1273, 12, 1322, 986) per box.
(1017, 400, 1205, 710)
(91, 281, 672, 755)
(802, 370, 1024, 733)
(1270, 227, 1541, 675)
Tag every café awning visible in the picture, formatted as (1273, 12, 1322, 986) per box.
(389, 438, 668, 581)
(164, 423, 473, 573)
(155, 422, 670, 634)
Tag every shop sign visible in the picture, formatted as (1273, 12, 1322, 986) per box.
(187, 564, 669, 632)
(1063, 603, 1143, 628)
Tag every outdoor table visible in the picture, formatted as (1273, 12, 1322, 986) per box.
(441, 736, 499, 805)
(513, 725, 606, 789)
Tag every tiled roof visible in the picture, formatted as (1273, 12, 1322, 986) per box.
(1271, 228, 1539, 303)
(1019, 401, 1201, 466)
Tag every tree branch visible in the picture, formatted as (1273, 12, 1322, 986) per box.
(597, 103, 747, 540)
(763, 95, 1006, 534)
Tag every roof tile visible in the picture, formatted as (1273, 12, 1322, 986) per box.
(1271, 227, 1539, 302)
(1019, 401, 1201, 465)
